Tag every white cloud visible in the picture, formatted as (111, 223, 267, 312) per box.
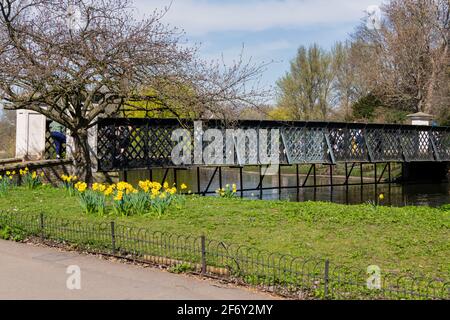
(202, 40, 294, 62)
(133, 0, 384, 35)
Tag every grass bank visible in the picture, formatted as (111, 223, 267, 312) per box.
(0, 186, 448, 279)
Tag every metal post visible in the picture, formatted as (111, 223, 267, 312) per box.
(111, 221, 116, 255)
(324, 259, 330, 299)
(173, 168, 177, 188)
(360, 163, 364, 185)
(313, 164, 317, 187)
(388, 162, 392, 183)
(149, 169, 153, 182)
(374, 163, 378, 185)
(218, 167, 223, 190)
(296, 164, 300, 202)
(259, 165, 263, 200)
(278, 164, 282, 199)
(329, 165, 333, 187)
(161, 168, 169, 186)
(40, 213, 45, 240)
(345, 163, 348, 186)
(345, 185, 349, 205)
(401, 162, 405, 182)
(197, 167, 201, 195)
(239, 167, 244, 198)
(123, 170, 128, 183)
(201, 235, 207, 275)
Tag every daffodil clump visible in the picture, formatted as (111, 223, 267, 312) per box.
(0, 173, 14, 196)
(61, 175, 78, 196)
(20, 167, 44, 190)
(1, 168, 45, 195)
(72, 180, 188, 217)
(75, 181, 106, 216)
(216, 184, 238, 199)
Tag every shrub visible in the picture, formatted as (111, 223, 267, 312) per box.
(0, 226, 25, 242)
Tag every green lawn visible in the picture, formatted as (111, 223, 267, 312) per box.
(0, 186, 448, 279)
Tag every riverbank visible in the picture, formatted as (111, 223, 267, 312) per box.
(0, 186, 448, 279)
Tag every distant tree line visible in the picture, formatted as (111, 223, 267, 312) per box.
(273, 0, 449, 125)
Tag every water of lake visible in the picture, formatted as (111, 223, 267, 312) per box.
(124, 168, 450, 208)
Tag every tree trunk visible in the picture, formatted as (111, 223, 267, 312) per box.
(72, 129, 93, 185)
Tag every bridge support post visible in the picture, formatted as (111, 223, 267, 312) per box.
(239, 167, 244, 198)
(259, 165, 264, 200)
(196, 167, 201, 195)
(173, 168, 177, 188)
(218, 167, 223, 191)
(388, 163, 392, 183)
(360, 163, 364, 185)
(313, 164, 317, 187)
(278, 164, 282, 200)
(374, 164, 377, 185)
(329, 165, 333, 187)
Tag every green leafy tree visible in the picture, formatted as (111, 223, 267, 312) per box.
(276, 44, 334, 120)
(352, 94, 382, 121)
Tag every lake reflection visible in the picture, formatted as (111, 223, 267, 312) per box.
(123, 168, 450, 208)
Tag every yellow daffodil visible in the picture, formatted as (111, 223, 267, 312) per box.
(104, 187, 114, 197)
(32, 172, 37, 179)
(152, 182, 162, 191)
(379, 193, 385, 201)
(151, 188, 160, 197)
(163, 182, 169, 189)
(114, 191, 124, 201)
(75, 182, 87, 193)
(181, 183, 187, 190)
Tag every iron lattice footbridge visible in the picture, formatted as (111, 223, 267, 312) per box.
(96, 118, 450, 171)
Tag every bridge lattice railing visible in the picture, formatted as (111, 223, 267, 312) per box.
(96, 119, 450, 171)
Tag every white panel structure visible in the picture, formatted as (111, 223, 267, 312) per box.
(15, 110, 46, 159)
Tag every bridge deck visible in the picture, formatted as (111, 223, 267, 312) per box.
(96, 118, 450, 171)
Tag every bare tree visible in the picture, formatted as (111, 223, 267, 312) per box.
(0, 0, 268, 182)
(351, 0, 449, 115)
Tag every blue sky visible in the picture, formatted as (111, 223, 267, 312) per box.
(134, 0, 384, 89)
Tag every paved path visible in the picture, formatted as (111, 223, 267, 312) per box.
(0, 240, 274, 300)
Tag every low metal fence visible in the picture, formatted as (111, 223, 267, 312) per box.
(0, 211, 448, 300)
